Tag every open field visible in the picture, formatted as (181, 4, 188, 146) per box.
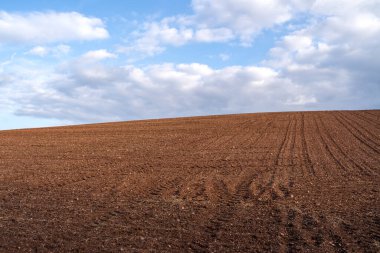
(0, 110, 379, 252)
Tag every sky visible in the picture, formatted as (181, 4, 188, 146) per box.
(0, 0, 379, 130)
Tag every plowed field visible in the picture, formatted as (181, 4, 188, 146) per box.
(1, 110, 379, 252)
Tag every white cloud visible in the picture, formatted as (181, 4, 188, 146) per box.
(194, 28, 234, 42)
(123, 0, 295, 56)
(2, 0, 379, 125)
(286, 95, 317, 105)
(82, 49, 117, 61)
(2, 42, 379, 124)
(310, 0, 380, 16)
(123, 0, 380, 57)
(28, 46, 49, 57)
(27, 44, 71, 57)
(1, 55, 317, 122)
(192, 0, 292, 44)
(0, 11, 109, 44)
(263, 0, 380, 109)
(119, 18, 195, 56)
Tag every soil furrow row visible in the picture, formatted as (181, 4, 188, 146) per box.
(1, 110, 379, 252)
(318, 115, 374, 177)
(336, 112, 380, 154)
(300, 113, 315, 176)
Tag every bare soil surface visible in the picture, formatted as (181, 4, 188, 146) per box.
(1, 110, 379, 252)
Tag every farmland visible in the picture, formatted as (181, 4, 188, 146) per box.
(0, 110, 379, 252)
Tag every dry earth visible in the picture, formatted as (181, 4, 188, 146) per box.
(0, 110, 379, 252)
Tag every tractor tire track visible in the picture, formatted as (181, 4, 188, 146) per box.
(252, 116, 295, 202)
(300, 113, 315, 176)
(336, 112, 380, 154)
(313, 115, 349, 177)
(349, 112, 380, 142)
(278, 207, 349, 253)
(317, 114, 374, 177)
(333, 113, 380, 175)
(188, 173, 259, 252)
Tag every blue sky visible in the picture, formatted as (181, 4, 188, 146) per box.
(0, 0, 379, 130)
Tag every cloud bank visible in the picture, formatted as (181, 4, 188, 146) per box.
(0, 11, 109, 44)
(2, 55, 376, 124)
(0, 0, 379, 126)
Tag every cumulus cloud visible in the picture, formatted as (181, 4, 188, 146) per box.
(263, 0, 380, 109)
(2, 40, 379, 124)
(1, 55, 317, 122)
(27, 46, 49, 57)
(27, 44, 71, 57)
(81, 49, 117, 61)
(194, 28, 234, 42)
(286, 95, 317, 105)
(119, 19, 194, 56)
(123, 0, 297, 56)
(118, 19, 232, 56)
(192, 0, 292, 44)
(1, 0, 379, 124)
(0, 11, 109, 44)
(124, 0, 380, 57)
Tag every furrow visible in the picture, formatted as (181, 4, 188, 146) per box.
(336, 112, 380, 155)
(300, 113, 315, 176)
(313, 115, 349, 177)
(275, 115, 293, 166)
(349, 112, 380, 142)
(318, 115, 375, 177)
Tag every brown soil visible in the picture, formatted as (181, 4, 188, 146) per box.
(0, 110, 379, 252)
